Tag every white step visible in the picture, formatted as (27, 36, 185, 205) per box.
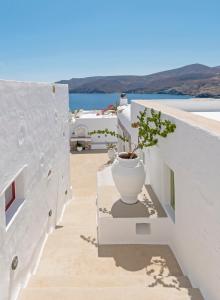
(28, 274, 145, 288)
(28, 274, 192, 289)
(19, 287, 204, 300)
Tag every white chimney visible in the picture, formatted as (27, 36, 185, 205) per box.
(119, 93, 128, 106)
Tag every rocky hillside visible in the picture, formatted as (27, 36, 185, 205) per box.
(58, 64, 220, 97)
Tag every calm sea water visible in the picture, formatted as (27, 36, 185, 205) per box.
(69, 93, 191, 111)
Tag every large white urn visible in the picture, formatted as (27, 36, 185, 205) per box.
(111, 152, 146, 204)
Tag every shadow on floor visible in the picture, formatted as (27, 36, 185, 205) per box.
(79, 236, 179, 274)
(79, 236, 200, 293)
(110, 199, 151, 218)
(99, 207, 112, 216)
(98, 244, 182, 274)
(55, 225, 64, 230)
(98, 185, 167, 218)
(80, 234, 98, 247)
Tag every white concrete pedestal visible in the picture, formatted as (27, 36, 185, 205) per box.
(97, 166, 173, 245)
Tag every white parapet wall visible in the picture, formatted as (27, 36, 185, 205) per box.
(0, 80, 71, 300)
(70, 111, 118, 149)
(130, 100, 220, 300)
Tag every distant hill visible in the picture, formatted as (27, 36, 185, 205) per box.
(57, 64, 220, 97)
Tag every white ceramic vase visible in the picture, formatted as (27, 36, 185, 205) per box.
(111, 152, 146, 204)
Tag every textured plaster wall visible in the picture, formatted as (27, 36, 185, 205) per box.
(0, 81, 71, 300)
(131, 101, 220, 300)
(71, 116, 118, 146)
(117, 106, 136, 153)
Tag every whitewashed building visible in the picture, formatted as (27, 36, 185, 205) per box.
(0, 80, 71, 300)
(117, 99, 220, 300)
(1, 80, 219, 300)
(70, 110, 117, 150)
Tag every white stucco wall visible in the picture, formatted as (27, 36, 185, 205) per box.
(129, 101, 220, 300)
(193, 111, 220, 122)
(117, 105, 137, 152)
(117, 105, 132, 135)
(97, 165, 173, 245)
(0, 80, 71, 300)
(70, 114, 118, 148)
(145, 99, 220, 112)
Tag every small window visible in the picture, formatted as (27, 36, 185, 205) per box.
(170, 169, 175, 210)
(5, 182, 16, 211)
(163, 164, 175, 222)
(1, 166, 26, 227)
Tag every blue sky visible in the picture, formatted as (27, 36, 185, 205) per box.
(0, 0, 219, 82)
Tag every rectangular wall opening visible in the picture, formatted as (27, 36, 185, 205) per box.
(163, 164, 176, 222)
(5, 181, 16, 211)
(170, 169, 175, 210)
(136, 223, 151, 235)
(2, 166, 27, 227)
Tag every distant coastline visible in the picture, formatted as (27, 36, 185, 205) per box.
(69, 90, 220, 99)
(69, 91, 188, 95)
(59, 64, 220, 98)
(69, 90, 191, 97)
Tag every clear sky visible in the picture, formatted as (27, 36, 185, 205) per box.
(0, 0, 219, 82)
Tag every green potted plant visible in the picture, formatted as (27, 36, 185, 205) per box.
(89, 108, 176, 204)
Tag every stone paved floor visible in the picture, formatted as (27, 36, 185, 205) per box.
(19, 151, 203, 300)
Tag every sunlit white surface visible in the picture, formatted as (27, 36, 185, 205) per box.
(192, 111, 220, 122)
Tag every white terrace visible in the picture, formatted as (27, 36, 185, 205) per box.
(69, 109, 117, 151)
(1, 81, 220, 300)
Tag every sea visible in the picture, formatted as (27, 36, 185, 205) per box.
(69, 93, 191, 111)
